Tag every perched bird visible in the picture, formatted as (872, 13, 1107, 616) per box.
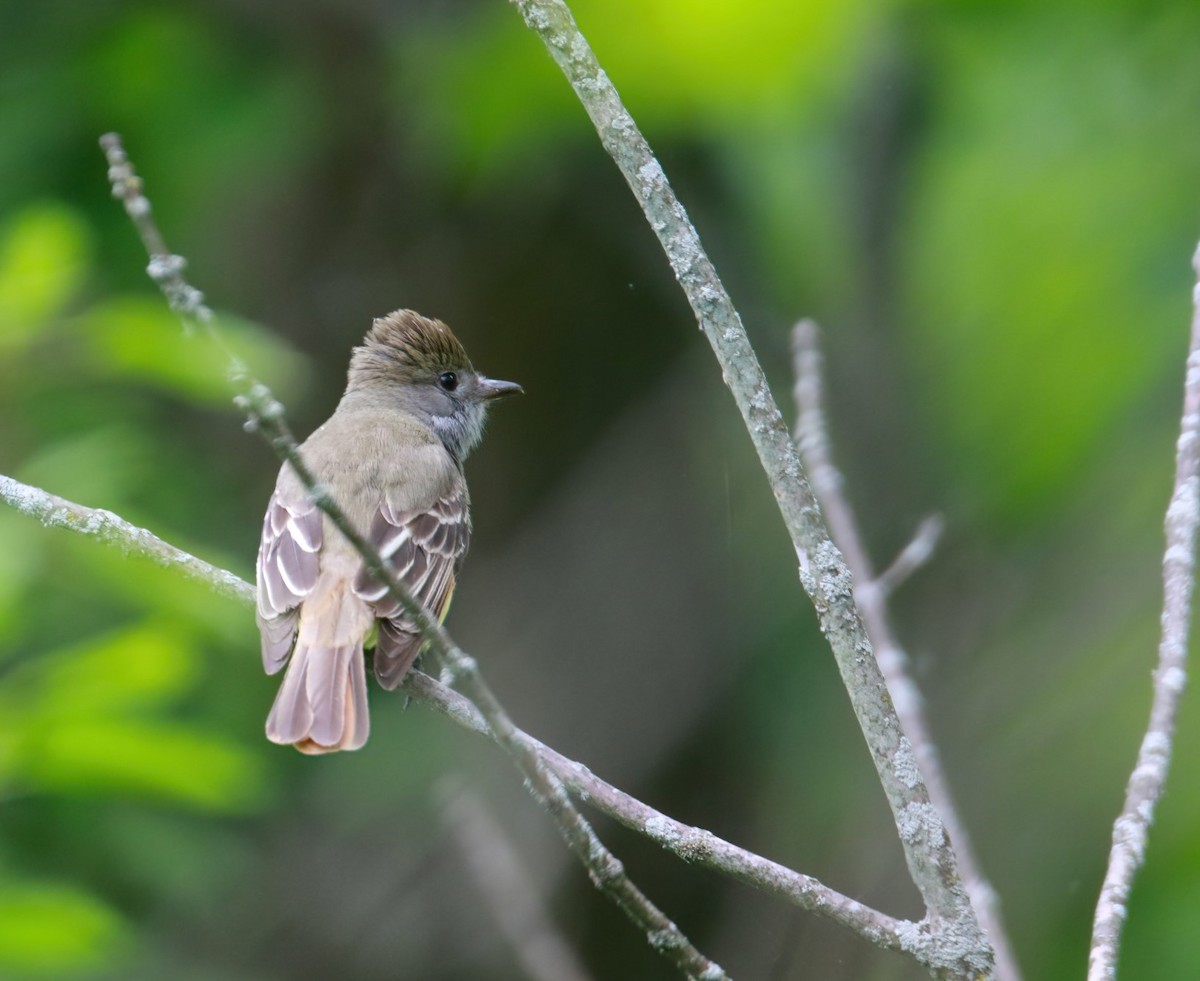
(255, 310, 522, 754)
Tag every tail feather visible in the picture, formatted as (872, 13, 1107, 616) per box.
(266, 576, 371, 754)
(304, 643, 352, 746)
(265, 642, 316, 744)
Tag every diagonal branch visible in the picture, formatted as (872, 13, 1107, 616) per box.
(1088, 244, 1200, 980)
(440, 779, 596, 981)
(791, 318, 1021, 981)
(876, 515, 944, 598)
(0, 473, 252, 605)
(99, 133, 727, 981)
(1, 470, 918, 961)
(506, 2, 990, 975)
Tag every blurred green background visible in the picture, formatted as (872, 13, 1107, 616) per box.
(2, 0, 1199, 978)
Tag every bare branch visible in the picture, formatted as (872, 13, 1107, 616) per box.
(101, 133, 215, 333)
(1, 472, 926, 964)
(877, 515, 944, 598)
(0, 473, 251, 605)
(791, 318, 1020, 980)
(99, 132, 727, 981)
(506, 2, 990, 974)
(1088, 245, 1200, 979)
(441, 779, 595, 981)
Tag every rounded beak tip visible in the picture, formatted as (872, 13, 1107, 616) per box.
(481, 377, 524, 401)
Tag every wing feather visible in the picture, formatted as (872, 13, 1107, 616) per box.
(354, 486, 470, 689)
(256, 492, 323, 673)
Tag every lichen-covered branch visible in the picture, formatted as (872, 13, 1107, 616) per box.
(506, 2, 990, 975)
(99, 132, 727, 981)
(1088, 245, 1200, 980)
(2, 472, 920, 962)
(408, 670, 915, 958)
(0, 473, 251, 605)
(792, 320, 1021, 981)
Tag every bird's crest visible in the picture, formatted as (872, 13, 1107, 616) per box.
(350, 309, 471, 384)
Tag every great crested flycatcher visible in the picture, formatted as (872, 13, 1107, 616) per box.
(255, 310, 521, 754)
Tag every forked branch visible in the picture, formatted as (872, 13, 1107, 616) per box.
(792, 319, 1021, 981)
(506, 1, 990, 976)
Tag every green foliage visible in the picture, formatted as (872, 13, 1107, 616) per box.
(0, 882, 128, 977)
(0, 205, 91, 348)
(0, 141, 292, 975)
(903, 9, 1200, 527)
(397, 0, 875, 176)
(0, 622, 263, 810)
(80, 299, 308, 406)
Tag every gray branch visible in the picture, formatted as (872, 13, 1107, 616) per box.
(441, 779, 595, 981)
(0, 474, 251, 605)
(506, 1, 990, 975)
(792, 319, 1022, 981)
(1, 470, 923, 963)
(99, 132, 727, 981)
(876, 515, 944, 598)
(1088, 245, 1200, 979)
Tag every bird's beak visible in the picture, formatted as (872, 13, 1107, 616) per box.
(477, 376, 524, 401)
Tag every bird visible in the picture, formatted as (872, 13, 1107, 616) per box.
(254, 310, 522, 754)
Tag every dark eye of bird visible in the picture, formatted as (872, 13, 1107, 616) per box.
(438, 371, 458, 392)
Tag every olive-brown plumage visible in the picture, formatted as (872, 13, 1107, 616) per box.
(255, 310, 521, 753)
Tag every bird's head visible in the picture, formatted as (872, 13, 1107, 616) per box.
(348, 309, 522, 461)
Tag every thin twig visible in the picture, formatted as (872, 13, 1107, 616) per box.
(99, 132, 728, 981)
(506, 3, 991, 976)
(440, 779, 595, 981)
(877, 515, 944, 598)
(791, 319, 1021, 981)
(101, 134, 212, 331)
(0, 470, 922, 962)
(1088, 245, 1200, 979)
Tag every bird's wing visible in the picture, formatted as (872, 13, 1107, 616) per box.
(255, 490, 323, 675)
(353, 485, 471, 689)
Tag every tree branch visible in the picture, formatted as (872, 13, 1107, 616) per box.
(99, 133, 727, 981)
(791, 319, 1021, 981)
(440, 779, 595, 981)
(506, 2, 991, 975)
(876, 515, 944, 598)
(2, 470, 919, 961)
(1088, 244, 1200, 979)
(0, 473, 252, 606)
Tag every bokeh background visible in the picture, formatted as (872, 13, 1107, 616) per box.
(2, 1, 1199, 978)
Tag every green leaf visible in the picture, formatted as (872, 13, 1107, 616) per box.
(0, 623, 269, 812)
(396, 0, 875, 174)
(0, 882, 128, 976)
(24, 718, 266, 812)
(0, 204, 91, 349)
(20, 623, 198, 719)
(0, 512, 45, 644)
(77, 297, 309, 407)
(16, 425, 155, 509)
(902, 15, 1200, 527)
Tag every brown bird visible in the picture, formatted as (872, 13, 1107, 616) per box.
(255, 310, 521, 753)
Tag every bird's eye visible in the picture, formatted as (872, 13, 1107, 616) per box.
(438, 371, 458, 392)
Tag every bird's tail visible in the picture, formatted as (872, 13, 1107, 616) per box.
(266, 575, 372, 754)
